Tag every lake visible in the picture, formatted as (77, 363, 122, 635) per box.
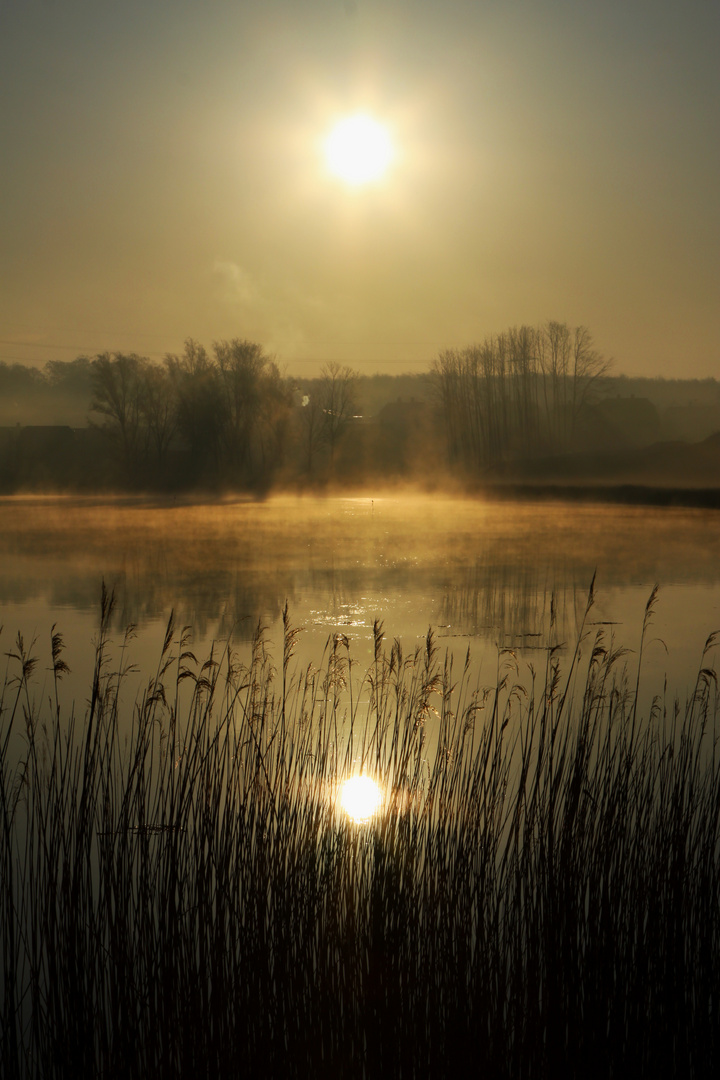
(2, 493, 719, 721)
(4, 491, 720, 1080)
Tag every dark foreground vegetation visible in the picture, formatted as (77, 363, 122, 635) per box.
(2, 584, 720, 1078)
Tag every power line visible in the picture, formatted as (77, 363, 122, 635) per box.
(0, 336, 451, 349)
(0, 333, 444, 369)
(0, 341, 168, 361)
(1, 350, 435, 368)
(279, 357, 433, 365)
(0, 339, 96, 351)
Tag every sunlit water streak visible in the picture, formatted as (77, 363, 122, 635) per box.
(1, 493, 719, 734)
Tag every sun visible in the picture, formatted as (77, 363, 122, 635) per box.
(325, 114, 393, 185)
(339, 775, 383, 823)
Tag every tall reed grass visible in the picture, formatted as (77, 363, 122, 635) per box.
(2, 582, 720, 1078)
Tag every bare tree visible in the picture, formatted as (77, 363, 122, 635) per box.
(90, 352, 147, 478)
(165, 337, 292, 484)
(140, 363, 177, 469)
(298, 391, 324, 474)
(536, 322, 610, 448)
(433, 322, 611, 470)
(253, 359, 293, 476)
(213, 339, 293, 479)
(506, 325, 541, 455)
(318, 361, 358, 467)
(569, 324, 610, 439)
(214, 339, 265, 471)
(165, 339, 224, 474)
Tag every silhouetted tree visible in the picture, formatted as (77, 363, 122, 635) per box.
(165, 339, 224, 478)
(252, 358, 293, 478)
(433, 322, 609, 471)
(140, 362, 177, 470)
(44, 356, 93, 396)
(506, 324, 541, 455)
(318, 361, 358, 468)
(570, 324, 610, 435)
(90, 352, 148, 480)
(213, 339, 291, 481)
(298, 391, 324, 474)
(0, 361, 43, 397)
(164, 337, 292, 485)
(536, 322, 610, 448)
(0, 362, 45, 425)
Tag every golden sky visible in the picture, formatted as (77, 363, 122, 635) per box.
(1, 0, 718, 377)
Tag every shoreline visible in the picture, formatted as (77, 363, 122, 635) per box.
(477, 481, 720, 510)
(1, 481, 720, 512)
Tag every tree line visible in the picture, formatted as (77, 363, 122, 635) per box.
(0, 322, 617, 490)
(432, 322, 609, 470)
(84, 340, 362, 487)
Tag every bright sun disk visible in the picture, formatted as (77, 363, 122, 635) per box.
(339, 776, 383, 823)
(325, 115, 393, 185)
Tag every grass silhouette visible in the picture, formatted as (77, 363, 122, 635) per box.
(2, 584, 720, 1078)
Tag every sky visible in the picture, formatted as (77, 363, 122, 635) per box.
(1, 0, 718, 378)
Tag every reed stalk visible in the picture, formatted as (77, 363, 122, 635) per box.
(1, 589, 719, 1078)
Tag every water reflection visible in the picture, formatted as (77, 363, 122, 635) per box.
(438, 561, 582, 647)
(1, 494, 719, 692)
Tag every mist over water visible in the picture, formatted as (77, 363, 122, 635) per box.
(1, 492, 719, 715)
(4, 491, 720, 1076)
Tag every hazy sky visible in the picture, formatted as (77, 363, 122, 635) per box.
(1, 0, 718, 377)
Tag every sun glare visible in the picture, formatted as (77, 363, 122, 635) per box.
(339, 775, 383, 823)
(325, 115, 393, 185)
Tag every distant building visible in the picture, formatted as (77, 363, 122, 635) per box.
(663, 404, 720, 443)
(17, 425, 76, 455)
(591, 396, 662, 449)
(0, 425, 78, 488)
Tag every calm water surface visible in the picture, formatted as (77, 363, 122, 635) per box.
(1, 493, 719, 711)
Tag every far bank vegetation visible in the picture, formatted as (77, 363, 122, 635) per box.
(1, 322, 720, 492)
(433, 322, 608, 467)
